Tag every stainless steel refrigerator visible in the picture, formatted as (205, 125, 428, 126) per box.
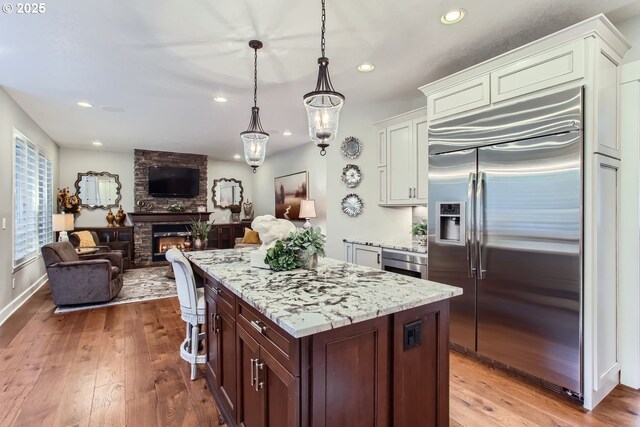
(428, 87, 583, 397)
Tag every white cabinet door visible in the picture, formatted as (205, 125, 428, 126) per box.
(596, 45, 621, 158)
(414, 116, 429, 203)
(353, 244, 381, 269)
(377, 128, 387, 167)
(428, 74, 490, 120)
(378, 167, 387, 205)
(386, 121, 414, 205)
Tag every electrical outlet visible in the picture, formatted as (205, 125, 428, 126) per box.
(12, 278, 15, 289)
(2, 218, 6, 230)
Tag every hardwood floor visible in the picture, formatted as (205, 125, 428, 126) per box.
(1, 286, 638, 427)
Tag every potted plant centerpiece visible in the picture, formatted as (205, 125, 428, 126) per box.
(189, 218, 213, 250)
(412, 220, 428, 246)
(265, 227, 326, 271)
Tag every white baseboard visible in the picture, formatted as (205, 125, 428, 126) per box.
(0, 274, 48, 326)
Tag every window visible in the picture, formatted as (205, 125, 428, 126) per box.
(14, 131, 53, 267)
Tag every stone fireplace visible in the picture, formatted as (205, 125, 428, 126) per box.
(131, 149, 210, 265)
(152, 223, 191, 262)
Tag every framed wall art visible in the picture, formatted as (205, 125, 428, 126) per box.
(274, 171, 308, 220)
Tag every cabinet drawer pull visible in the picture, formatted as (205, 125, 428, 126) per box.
(250, 320, 267, 335)
(214, 287, 222, 295)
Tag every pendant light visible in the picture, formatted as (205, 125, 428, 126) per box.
(303, 0, 345, 156)
(241, 40, 268, 173)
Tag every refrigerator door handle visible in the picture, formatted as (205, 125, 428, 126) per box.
(466, 172, 476, 278)
(476, 171, 487, 279)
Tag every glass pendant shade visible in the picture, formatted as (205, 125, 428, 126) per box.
(241, 107, 268, 173)
(304, 59, 344, 156)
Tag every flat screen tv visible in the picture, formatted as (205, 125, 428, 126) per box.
(148, 166, 199, 197)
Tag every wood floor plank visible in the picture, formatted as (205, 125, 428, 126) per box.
(1, 285, 638, 427)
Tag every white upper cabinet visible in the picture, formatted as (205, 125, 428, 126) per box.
(427, 74, 490, 120)
(490, 39, 585, 103)
(376, 109, 428, 206)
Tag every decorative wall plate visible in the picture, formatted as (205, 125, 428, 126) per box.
(341, 137, 362, 159)
(341, 193, 364, 217)
(341, 164, 362, 188)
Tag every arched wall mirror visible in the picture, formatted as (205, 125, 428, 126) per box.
(212, 178, 244, 209)
(74, 171, 122, 210)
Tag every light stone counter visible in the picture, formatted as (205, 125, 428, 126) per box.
(343, 238, 428, 254)
(185, 248, 461, 338)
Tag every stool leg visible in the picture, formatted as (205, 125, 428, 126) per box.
(186, 323, 192, 351)
(190, 323, 199, 380)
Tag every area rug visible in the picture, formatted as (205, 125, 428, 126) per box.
(54, 266, 177, 314)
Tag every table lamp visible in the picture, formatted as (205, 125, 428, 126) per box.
(53, 213, 75, 242)
(299, 199, 317, 229)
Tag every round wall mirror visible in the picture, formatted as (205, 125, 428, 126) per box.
(75, 171, 122, 210)
(212, 178, 244, 209)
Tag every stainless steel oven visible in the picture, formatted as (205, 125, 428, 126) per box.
(381, 248, 428, 279)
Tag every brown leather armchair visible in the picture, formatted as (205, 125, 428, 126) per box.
(41, 241, 124, 306)
(69, 230, 130, 270)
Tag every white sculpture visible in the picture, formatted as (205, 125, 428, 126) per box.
(250, 215, 296, 269)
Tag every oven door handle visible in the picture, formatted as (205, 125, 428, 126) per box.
(381, 257, 427, 278)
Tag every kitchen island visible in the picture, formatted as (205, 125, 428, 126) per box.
(185, 248, 462, 427)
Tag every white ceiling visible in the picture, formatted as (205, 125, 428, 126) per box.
(0, 0, 637, 160)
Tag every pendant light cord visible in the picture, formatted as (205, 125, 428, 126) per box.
(321, 0, 326, 57)
(253, 47, 258, 108)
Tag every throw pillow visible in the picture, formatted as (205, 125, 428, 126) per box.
(73, 230, 96, 247)
(241, 228, 261, 244)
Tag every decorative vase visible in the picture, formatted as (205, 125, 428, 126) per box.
(303, 253, 319, 269)
(417, 235, 428, 246)
(115, 205, 126, 227)
(183, 240, 192, 251)
(106, 208, 115, 227)
(194, 238, 203, 250)
(243, 200, 253, 220)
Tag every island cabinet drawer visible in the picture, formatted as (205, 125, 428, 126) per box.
(206, 278, 235, 315)
(237, 301, 300, 376)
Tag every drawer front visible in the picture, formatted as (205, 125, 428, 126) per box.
(428, 74, 490, 120)
(491, 39, 585, 103)
(206, 278, 235, 315)
(237, 301, 299, 375)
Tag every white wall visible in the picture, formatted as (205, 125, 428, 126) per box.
(617, 15, 640, 64)
(254, 97, 425, 260)
(208, 159, 255, 224)
(252, 143, 327, 233)
(59, 148, 134, 228)
(0, 87, 59, 323)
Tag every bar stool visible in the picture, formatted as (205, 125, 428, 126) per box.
(165, 248, 206, 380)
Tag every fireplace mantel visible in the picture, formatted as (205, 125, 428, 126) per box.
(129, 212, 212, 223)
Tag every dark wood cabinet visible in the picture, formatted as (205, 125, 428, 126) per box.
(207, 222, 251, 249)
(205, 280, 237, 423)
(197, 273, 451, 427)
(236, 325, 299, 427)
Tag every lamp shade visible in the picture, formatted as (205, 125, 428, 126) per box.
(299, 199, 317, 219)
(52, 213, 74, 232)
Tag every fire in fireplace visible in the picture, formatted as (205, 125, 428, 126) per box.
(151, 223, 191, 262)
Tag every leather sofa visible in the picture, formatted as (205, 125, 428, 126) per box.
(41, 241, 124, 306)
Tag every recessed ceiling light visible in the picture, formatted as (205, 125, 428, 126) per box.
(282, 130, 292, 136)
(357, 63, 375, 72)
(233, 154, 242, 160)
(214, 96, 228, 103)
(441, 8, 466, 24)
(92, 141, 103, 146)
(77, 101, 93, 108)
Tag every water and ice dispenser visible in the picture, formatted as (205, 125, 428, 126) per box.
(435, 202, 465, 245)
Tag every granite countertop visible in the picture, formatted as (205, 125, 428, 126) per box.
(343, 238, 428, 254)
(185, 249, 460, 338)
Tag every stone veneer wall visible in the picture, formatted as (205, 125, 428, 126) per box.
(134, 149, 208, 212)
(133, 149, 208, 265)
